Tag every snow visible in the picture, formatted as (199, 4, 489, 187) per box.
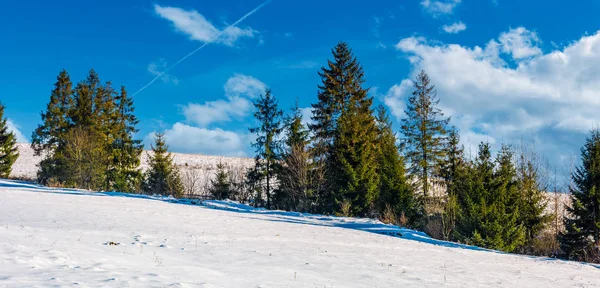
(1, 179, 599, 287)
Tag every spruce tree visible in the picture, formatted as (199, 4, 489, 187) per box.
(0, 103, 19, 178)
(276, 103, 312, 211)
(107, 86, 143, 192)
(486, 145, 525, 252)
(329, 92, 379, 217)
(210, 163, 231, 200)
(439, 128, 464, 239)
(375, 106, 418, 225)
(143, 132, 184, 198)
(32, 70, 74, 184)
(249, 89, 283, 209)
(559, 129, 600, 262)
(309, 42, 373, 214)
(401, 70, 449, 204)
(516, 144, 551, 252)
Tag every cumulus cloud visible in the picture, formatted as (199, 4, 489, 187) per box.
(182, 74, 266, 127)
(148, 59, 179, 85)
(147, 123, 248, 157)
(498, 27, 542, 59)
(387, 28, 600, 162)
(154, 4, 256, 46)
(6, 119, 27, 143)
(421, 0, 462, 17)
(442, 21, 467, 34)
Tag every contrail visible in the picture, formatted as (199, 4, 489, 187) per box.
(132, 0, 272, 97)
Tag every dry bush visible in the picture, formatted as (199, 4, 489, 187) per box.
(381, 204, 397, 225)
(339, 200, 352, 217)
(425, 214, 444, 240)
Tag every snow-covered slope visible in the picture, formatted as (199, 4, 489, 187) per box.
(1, 179, 598, 287)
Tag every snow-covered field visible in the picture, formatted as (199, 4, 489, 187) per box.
(1, 179, 598, 287)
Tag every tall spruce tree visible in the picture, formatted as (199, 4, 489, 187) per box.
(375, 106, 419, 225)
(275, 103, 312, 211)
(107, 86, 143, 192)
(401, 70, 449, 203)
(559, 129, 600, 262)
(32, 70, 74, 184)
(309, 42, 373, 214)
(0, 103, 19, 178)
(143, 132, 184, 198)
(249, 89, 283, 209)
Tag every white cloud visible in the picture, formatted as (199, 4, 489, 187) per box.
(224, 74, 267, 99)
(183, 74, 266, 127)
(421, 0, 462, 17)
(148, 59, 179, 85)
(442, 21, 467, 34)
(154, 4, 256, 47)
(388, 28, 600, 162)
(498, 27, 542, 59)
(147, 123, 247, 157)
(6, 119, 27, 143)
(300, 107, 314, 127)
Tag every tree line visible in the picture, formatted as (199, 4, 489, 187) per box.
(0, 42, 598, 263)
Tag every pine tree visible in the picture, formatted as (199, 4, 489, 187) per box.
(143, 132, 184, 198)
(249, 89, 283, 209)
(0, 103, 19, 178)
(309, 42, 373, 214)
(107, 86, 143, 192)
(31, 70, 74, 184)
(559, 129, 600, 262)
(276, 102, 312, 211)
(375, 106, 419, 225)
(401, 70, 449, 204)
(210, 163, 231, 200)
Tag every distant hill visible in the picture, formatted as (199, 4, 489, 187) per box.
(9, 143, 255, 193)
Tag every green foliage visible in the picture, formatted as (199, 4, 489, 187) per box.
(439, 128, 464, 238)
(329, 95, 379, 217)
(375, 106, 420, 226)
(63, 126, 105, 190)
(401, 70, 449, 201)
(249, 89, 283, 209)
(32, 70, 74, 184)
(0, 102, 19, 178)
(515, 144, 552, 252)
(310, 42, 376, 215)
(210, 163, 231, 200)
(32, 69, 142, 191)
(454, 143, 526, 252)
(143, 132, 184, 198)
(559, 129, 600, 262)
(106, 87, 143, 192)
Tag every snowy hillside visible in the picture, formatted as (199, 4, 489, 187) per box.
(9, 143, 255, 191)
(1, 179, 598, 287)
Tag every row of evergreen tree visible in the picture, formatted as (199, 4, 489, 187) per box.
(0, 41, 598, 263)
(244, 42, 600, 262)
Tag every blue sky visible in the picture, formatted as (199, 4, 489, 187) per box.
(2, 0, 600, 175)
